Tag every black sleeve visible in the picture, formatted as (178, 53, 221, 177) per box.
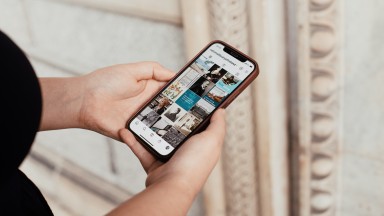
(0, 31, 42, 183)
(0, 31, 53, 215)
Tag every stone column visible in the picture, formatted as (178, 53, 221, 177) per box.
(248, 0, 290, 215)
(184, 0, 291, 215)
(209, 1, 259, 215)
(288, 0, 344, 215)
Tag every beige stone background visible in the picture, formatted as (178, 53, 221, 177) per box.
(0, 0, 383, 216)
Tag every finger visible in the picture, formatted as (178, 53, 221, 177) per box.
(146, 80, 168, 93)
(140, 80, 168, 103)
(156, 81, 168, 91)
(202, 108, 226, 143)
(169, 109, 226, 166)
(133, 80, 168, 106)
(118, 128, 157, 173)
(127, 62, 175, 81)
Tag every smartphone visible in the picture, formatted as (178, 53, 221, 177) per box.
(126, 40, 259, 162)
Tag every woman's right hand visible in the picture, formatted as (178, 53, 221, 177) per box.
(107, 109, 226, 216)
(121, 108, 226, 190)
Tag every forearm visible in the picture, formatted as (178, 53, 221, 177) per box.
(107, 178, 197, 216)
(38, 77, 85, 131)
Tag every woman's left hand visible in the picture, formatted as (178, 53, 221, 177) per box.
(78, 62, 174, 140)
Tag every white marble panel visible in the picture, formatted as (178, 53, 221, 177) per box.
(24, 0, 186, 73)
(0, 0, 30, 46)
(342, 0, 384, 215)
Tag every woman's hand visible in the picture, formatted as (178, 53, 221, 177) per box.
(39, 62, 174, 141)
(79, 62, 175, 140)
(121, 108, 226, 187)
(107, 109, 226, 216)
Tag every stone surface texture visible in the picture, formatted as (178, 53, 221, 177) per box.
(342, 0, 384, 215)
(1, 0, 383, 215)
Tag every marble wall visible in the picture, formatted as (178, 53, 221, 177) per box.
(341, 0, 384, 215)
(1, 0, 383, 215)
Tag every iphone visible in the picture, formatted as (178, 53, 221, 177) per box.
(127, 40, 259, 161)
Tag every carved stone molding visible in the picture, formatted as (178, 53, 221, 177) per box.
(209, 1, 259, 216)
(290, 0, 344, 215)
(183, 0, 290, 215)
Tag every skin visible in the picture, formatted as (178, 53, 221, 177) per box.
(40, 62, 173, 139)
(110, 109, 225, 216)
(38, 62, 226, 215)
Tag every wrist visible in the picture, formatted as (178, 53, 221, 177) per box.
(150, 173, 202, 200)
(152, 175, 200, 207)
(39, 76, 85, 130)
(107, 173, 201, 216)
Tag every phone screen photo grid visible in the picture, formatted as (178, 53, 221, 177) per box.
(137, 53, 241, 148)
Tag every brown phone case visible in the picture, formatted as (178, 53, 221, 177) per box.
(126, 40, 260, 162)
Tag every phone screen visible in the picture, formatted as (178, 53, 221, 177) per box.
(128, 42, 256, 157)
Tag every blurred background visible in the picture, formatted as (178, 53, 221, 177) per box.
(0, 0, 383, 215)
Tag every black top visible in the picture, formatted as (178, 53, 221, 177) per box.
(0, 31, 53, 215)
